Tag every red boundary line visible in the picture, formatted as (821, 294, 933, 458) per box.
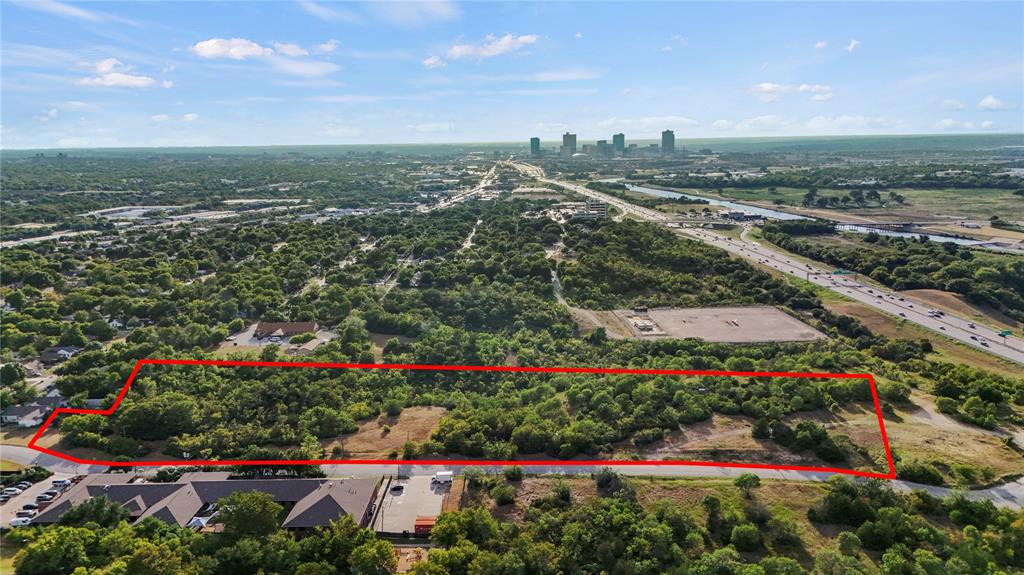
(28, 359, 897, 480)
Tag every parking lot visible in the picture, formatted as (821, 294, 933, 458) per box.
(612, 306, 826, 343)
(1, 472, 74, 528)
(373, 476, 448, 535)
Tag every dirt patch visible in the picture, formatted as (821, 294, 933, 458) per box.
(840, 397, 1023, 477)
(325, 406, 446, 458)
(611, 306, 826, 343)
(484, 477, 598, 523)
(369, 333, 420, 362)
(899, 289, 1019, 330)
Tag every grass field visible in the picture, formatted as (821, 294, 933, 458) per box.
(661, 185, 1022, 222)
(0, 460, 25, 473)
(322, 406, 446, 458)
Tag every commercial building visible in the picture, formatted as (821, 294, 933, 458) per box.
(33, 473, 381, 533)
(529, 137, 541, 157)
(612, 133, 625, 155)
(662, 130, 675, 154)
(560, 132, 577, 157)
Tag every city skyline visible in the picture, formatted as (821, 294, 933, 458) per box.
(2, 1, 1022, 149)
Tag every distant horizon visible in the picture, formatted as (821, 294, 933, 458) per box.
(3, 132, 1023, 153)
(2, 1, 1021, 148)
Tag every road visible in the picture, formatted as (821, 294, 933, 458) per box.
(680, 225, 1024, 365)
(509, 161, 1024, 366)
(320, 463, 1024, 510)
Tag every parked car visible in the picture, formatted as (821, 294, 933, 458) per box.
(9, 517, 33, 527)
(389, 484, 405, 494)
(16, 509, 38, 518)
(52, 479, 72, 489)
(21, 502, 38, 511)
(3, 487, 24, 496)
(36, 493, 54, 503)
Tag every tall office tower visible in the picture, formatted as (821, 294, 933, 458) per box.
(596, 139, 610, 157)
(562, 132, 577, 155)
(612, 133, 625, 155)
(661, 130, 675, 154)
(530, 137, 541, 157)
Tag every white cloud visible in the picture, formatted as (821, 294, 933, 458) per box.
(151, 113, 198, 123)
(978, 95, 1006, 110)
(406, 122, 454, 133)
(267, 56, 340, 77)
(37, 108, 58, 122)
(76, 59, 156, 88)
(324, 120, 360, 137)
(981, 120, 994, 129)
(575, 32, 583, 39)
(314, 40, 340, 54)
(815, 40, 827, 49)
(296, 0, 359, 23)
(846, 39, 860, 53)
(161, 80, 174, 88)
(935, 118, 975, 130)
(273, 42, 309, 57)
(57, 101, 95, 111)
(942, 98, 965, 110)
(752, 82, 832, 102)
(422, 55, 446, 69)
(367, 1, 459, 27)
(597, 115, 698, 133)
(660, 45, 673, 52)
(446, 34, 539, 60)
(190, 38, 273, 60)
(534, 121, 569, 133)
(711, 119, 733, 131)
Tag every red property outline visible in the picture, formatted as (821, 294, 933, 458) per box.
(29, 359, 897, 479)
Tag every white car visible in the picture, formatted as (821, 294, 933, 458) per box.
(2, 487, 24, 496)
(9, 517, 32, 527)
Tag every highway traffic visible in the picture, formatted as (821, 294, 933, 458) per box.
(510, 161, 1024, 366)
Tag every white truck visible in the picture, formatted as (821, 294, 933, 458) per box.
(432, 471, 453, 485)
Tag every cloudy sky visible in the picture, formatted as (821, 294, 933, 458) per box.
(1, 0, 1021, 148)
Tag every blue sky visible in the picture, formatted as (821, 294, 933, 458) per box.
(1, 1, 1021, 148)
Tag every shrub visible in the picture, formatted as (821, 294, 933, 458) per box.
(731, 523, 762, 551)
(490, 483, 515, 506)
(503, 466, 523, 482)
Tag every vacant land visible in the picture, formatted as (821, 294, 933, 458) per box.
(840, 392, 1023, 479)
(611, 306, 826, 342)
(324, 406, 446, 458)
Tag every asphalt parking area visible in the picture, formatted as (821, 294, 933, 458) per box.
(374, 475, 448, 534)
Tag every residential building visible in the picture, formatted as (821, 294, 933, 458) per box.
(253, 322, 318, 340)
(1, 394, 67, 427)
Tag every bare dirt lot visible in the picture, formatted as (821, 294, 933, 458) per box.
(324, 406, 446, 458)
(610, 306, 826, 343)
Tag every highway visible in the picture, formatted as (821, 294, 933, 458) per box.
(509, 161, 1024, 366)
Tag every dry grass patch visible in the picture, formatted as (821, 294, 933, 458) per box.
(325, 406, 445, 458)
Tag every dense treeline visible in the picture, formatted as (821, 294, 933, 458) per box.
(762, 224, 1024, 322)
(408, 471, 1024, 575)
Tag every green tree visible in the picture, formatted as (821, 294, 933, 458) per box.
(218, 490, 283, 540)
(349, 539, 397, 575)
(734, 473, 761, 497)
